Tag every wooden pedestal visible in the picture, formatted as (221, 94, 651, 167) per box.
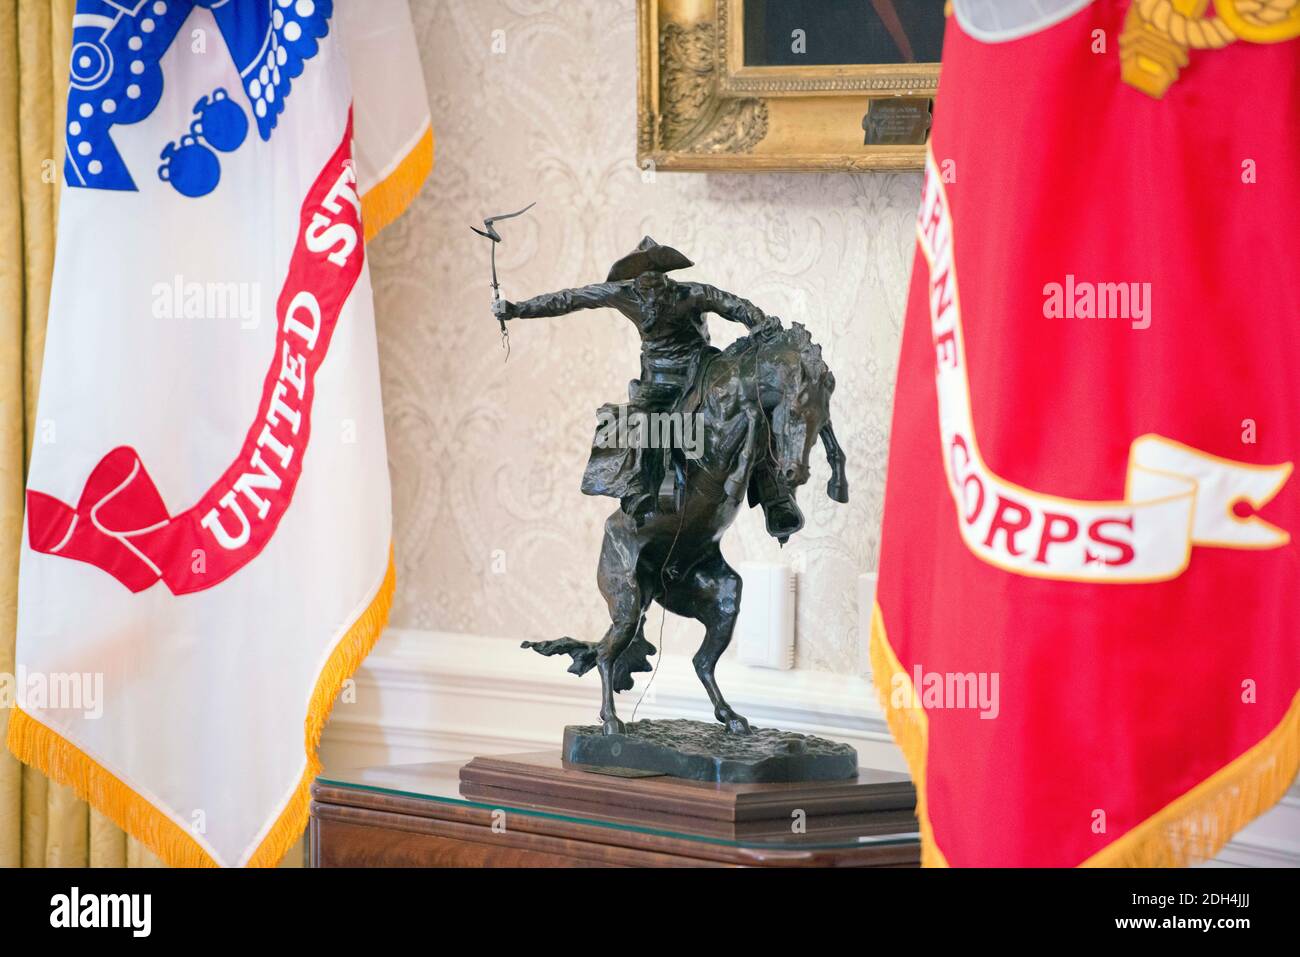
(310, 752, 920, 867)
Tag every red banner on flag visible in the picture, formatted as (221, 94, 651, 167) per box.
(26, 114, 365, 596)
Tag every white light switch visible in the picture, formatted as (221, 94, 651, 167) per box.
(736, 562, 795, 670)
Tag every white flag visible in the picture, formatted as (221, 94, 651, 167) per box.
(8, 0, 431, 866)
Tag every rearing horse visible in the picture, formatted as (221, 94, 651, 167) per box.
(524, 321, 848, 735)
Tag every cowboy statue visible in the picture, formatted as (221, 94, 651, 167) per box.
(487, 231, 848, 753)
(492, 236, 803, 540)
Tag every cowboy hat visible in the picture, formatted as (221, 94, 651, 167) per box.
(606, 236, 694, 282)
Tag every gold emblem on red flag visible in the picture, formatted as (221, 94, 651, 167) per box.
(1120, 0, 1300, 98)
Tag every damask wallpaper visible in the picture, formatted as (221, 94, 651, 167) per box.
(370, 0, 922, 675)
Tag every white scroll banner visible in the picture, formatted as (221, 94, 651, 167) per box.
(917, 151, 1292, 583)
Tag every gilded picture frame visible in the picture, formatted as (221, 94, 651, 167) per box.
(637, 0, 944, 172)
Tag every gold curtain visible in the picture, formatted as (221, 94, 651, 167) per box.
(0, 0, 161, 869)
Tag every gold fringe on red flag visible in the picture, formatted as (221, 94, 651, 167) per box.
(1082, 687, 1300, 867)
(870, 601, 1300, 867)
(869, 603, 950, 867)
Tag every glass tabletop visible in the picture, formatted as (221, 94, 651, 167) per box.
(317, 758, 922, 852)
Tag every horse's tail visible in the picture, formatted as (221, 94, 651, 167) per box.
(521, 629, 656, 692)
(521, 637, 598, 676)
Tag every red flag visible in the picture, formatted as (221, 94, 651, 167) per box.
(874, 2, 1300, 866)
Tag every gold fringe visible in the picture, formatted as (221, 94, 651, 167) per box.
(5, 548, 397, 867)
(245, 548, 395, 866)
(869, 603, 949, 867)
(5, 111, 423, 868)
(5, 707, 218, 867)
(360, 124, 434, 243)
(1082, 687, 1300, 867)
(870, 600, 1300, 867)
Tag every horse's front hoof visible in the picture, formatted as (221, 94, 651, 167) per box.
(601, 718, 626, 736)
(725, 716, 751, 735)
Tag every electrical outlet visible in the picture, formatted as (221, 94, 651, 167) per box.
(736, 562, 795, 670)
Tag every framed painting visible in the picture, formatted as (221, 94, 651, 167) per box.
(637, 0, 946, 172)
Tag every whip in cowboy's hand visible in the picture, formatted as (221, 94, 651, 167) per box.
(470, 201, 536, 358)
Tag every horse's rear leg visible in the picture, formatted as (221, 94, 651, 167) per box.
(660, 550, 751, 734)
(594, 612, 644, 735)
(594, 513, 649, 735)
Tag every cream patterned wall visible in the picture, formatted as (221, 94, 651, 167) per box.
(370, 0, 921, 675)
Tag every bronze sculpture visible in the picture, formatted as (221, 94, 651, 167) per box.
(492, 236, 849, 750)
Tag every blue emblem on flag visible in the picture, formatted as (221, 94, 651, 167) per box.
(158, 88, 249, 197)
(66, 0, 333, 194)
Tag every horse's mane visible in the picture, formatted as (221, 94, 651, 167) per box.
(722, 320, 832, 388)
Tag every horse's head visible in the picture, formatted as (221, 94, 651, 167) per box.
(714, 320, 848, 543)
(753, 322, 848, 534)
(762, 322, 835, 491)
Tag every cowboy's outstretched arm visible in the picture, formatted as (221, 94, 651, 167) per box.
(497, 282, 623, 319)
(692, 283, 768, 328)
